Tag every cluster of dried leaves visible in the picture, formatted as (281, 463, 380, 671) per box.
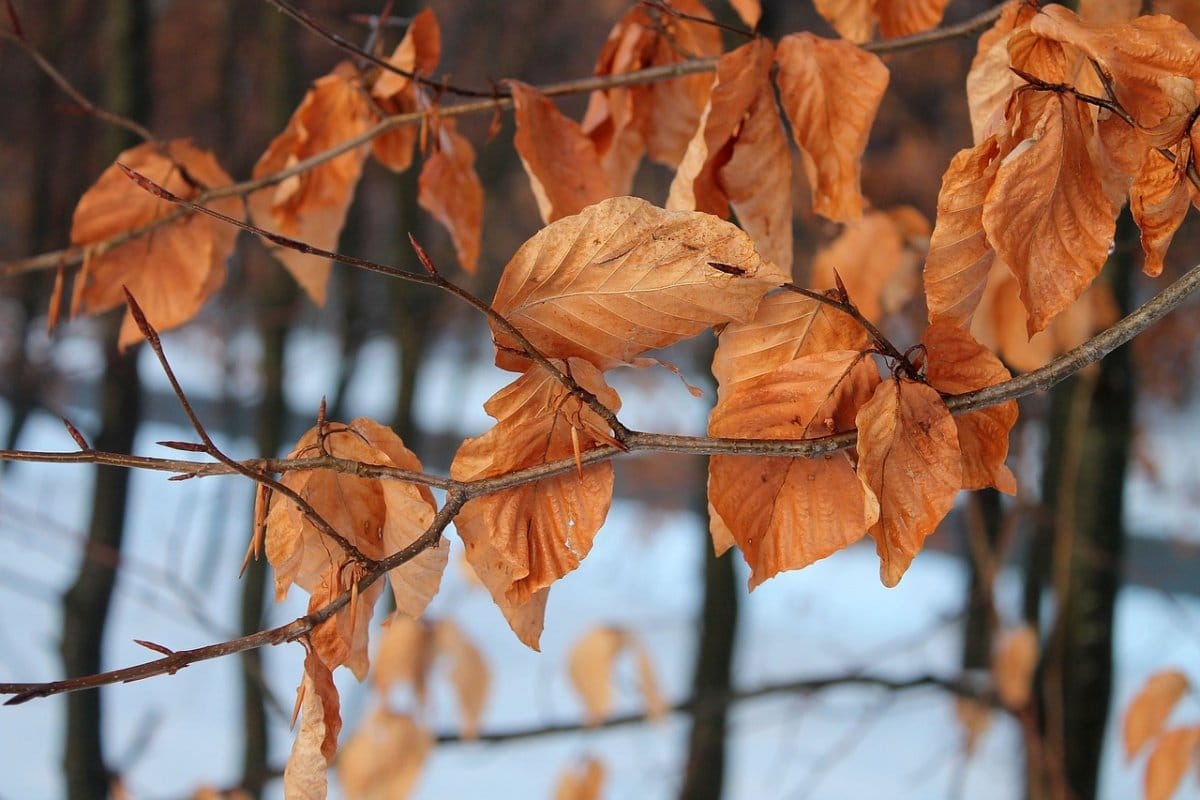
(51, 0, 1200, 796)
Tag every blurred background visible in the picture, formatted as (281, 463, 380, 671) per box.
(2, 1, 1200, 798)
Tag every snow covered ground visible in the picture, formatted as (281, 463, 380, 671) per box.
(1, 327, 1198, 799)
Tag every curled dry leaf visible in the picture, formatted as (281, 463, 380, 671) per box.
(924, 137, 1001, 328)
(1125, 670, 1191, 759)
(981, 92, 1118, 336)
(813, 0, 949, 43)
(491, 196, 787, 372)
(248, 63, 375, 304)
(708, 350, 880, 588)
(1144, 726, 1200, 800)
(338, 710, 432, 800)
(284, 651, 341, 800)
(922, 321, 1018, 494)
(265, 418, 446, 677)
(450, 359, 620, 649)
(966, 2, 1036, 144)
(510, 80, 613, 224)
(711, 290, 869, 401)
(568, 626, 664, 726)
(775, 34, 889, 223)
(668, 38, 792, 269)
(555, 757, 606, 800)
(581, 0, 722, 190)
(370, 8, 441, 173)
(69, 139, 241, 349)
(811, 208, 928, 323)
(856, 378, 961, 587)
(991, 624, 1038, 708)
(418, 119, 483, 274)
(1130, 146, 1191, 278)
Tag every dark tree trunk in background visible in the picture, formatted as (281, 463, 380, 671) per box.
(961, 489, 1002, 673)
(60, 2, 150, 798)
(1027, 214, 1135, 800)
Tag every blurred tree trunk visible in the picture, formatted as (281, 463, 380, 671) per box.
(231, 6, 299, 796)
(1026, 214, 1135, 800)
(961, 489, 1002, 672)
(59, 2, 149, 798)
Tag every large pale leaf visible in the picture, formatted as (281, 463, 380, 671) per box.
(709, 350, 880, 587)
(711, 291, 869, 401)
(856, 378, 961, 587)
(922, 321, 1018, 494)
(775, 34, 889, 222)
(248, 63, 374, 304)
(418, 120, 483, 273)
(265, 418, 445, 676)
(490, 196, 786, 372)
(70, 139, 241, 348)
(450, 359, 619, 648)
(981, 92, 1118, 335)
(924, 137, 1001, 327)
(511, 81, 613, 224)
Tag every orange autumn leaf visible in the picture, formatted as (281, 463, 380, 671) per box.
(418, 119, 483, 273)
(856, 377, 961, 587)
(338, 710, 431, 800)
(491, 196, 787, 372)
(248, 63, 375, 304)
(924, 137, 1001, 327)
(370, 8, 442, 173)
(811, 208, 928, 323)
(668, 39, 792, 268)
(966, 2, 1036, 144)
(450, 359, 619, 649)
(1030, 5, 1200, 148)
(568, 626, 665, 726)
(1125, 670, 1191, 759)
(992, 624, 1039, 708)
(710, 290, 869, 401)
(554, 758, 606, 800)
(510, 80, 613, 224)
(1130, 146, 1191, 277)
(581, 0, 721, 188)
(775, 34, 889, 222)
(265, 418, 446, 677)
(284, 651, 341, 800)
(813, 0, 948, 43)
(981, 92, 1118, 336)
(709, 350, 880, 587)
(1144, 726, 1200, 800)
(729, 0, 761, 28)
(922, 321, 1018, 494)
(69, 139, 241, 349)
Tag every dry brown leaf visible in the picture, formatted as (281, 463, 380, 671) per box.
(924, 137, 1001, 327)
(1031, 5, 1200, 148)
(966, 2, 1036, 144)
(450, 360, 619, 648)
(568, 626, 664, 725)
(69, 140, 241, 349)
(992, 624, 1038, 708)
(1125, 670, 1191, 759)
(1154, 0, 1200, 37)
(775, 34, 889, 223)
(856, 377, 962, 587)
(432, 619, 490, 740)
(265, 418, 445, 676)
(284, 651, 341, 800)
(1079, 0, 1142, 24)
(338, 710, 431, 800)
(1145, 726, 1200, 800)
(248, 63, 374, 304)
(813, 0, 948, 43)
(555, 757, 606, 800)
(510, 81, 613, 224)
(491, 196, 786, 372)
(372, 615, 429, 698)
(981, 92, 1118, 336)
(370, 8, 441, 173)
(709, 350, 880, 587)
(729, 0, 761, 28)
(711, 290, 870, 400)
(811, 209, 926, 323)
(922, 321, 1018, 494)
(1131, 146, 1191, 277)
(418, 119, 483, 273)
